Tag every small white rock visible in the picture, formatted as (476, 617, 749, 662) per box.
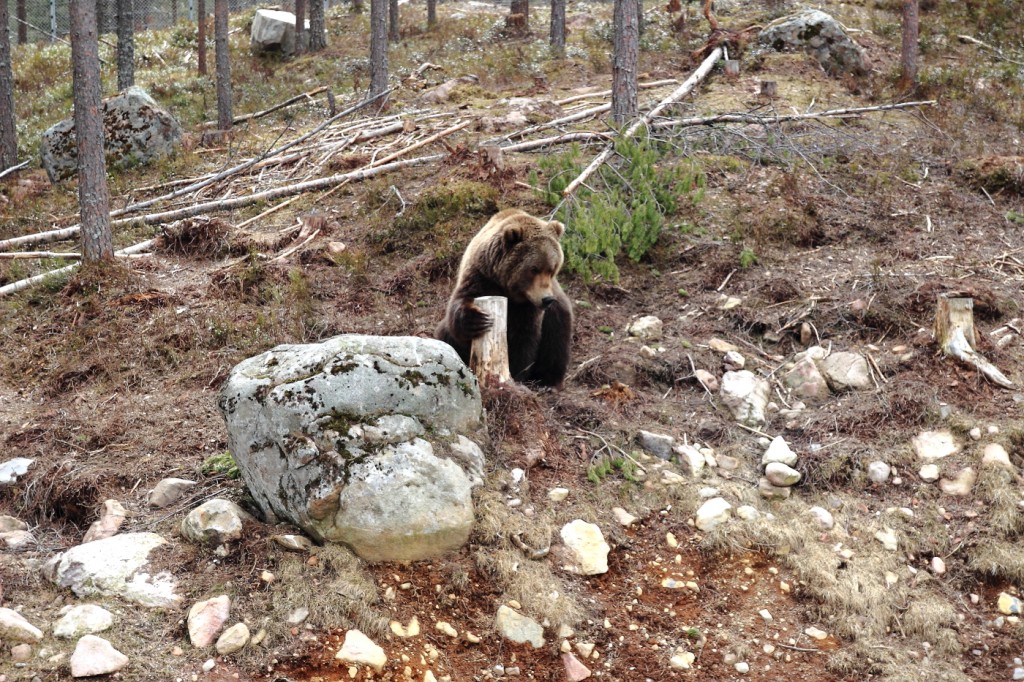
(764, 462, 801, 487)
(804, 627, 828, 640)
(874, 528, 899, 552)
(982, 443, 1013, 470)
(807, 506, 834, 530)
(695, 498, 732, 532)
(762, 436, 798, 466)
(919, 464, 940, 482)
(548, 488, 570, 502)
(611, 507, 637, 527)
(867, 461, 891, 484)
(335, 630, 387, 672)
(931, 557, 946, 575)
(560, 520, 610, 576)
(735, 505, 760, 521)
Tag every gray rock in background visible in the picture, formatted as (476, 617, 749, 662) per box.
(759, 10, 870, 76)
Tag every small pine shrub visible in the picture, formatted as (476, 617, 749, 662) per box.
(530, 137, 705, 282)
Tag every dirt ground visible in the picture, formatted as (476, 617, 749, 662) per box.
(2, 0, 1024, 680)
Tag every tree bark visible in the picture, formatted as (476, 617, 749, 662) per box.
(351, 0, 364, 13)
(509, 0, 529, 32)
(197, 0, 207, 74)
(70, 0, 114, 262)
(550, 0, 565, 54)
(900, 0, 919, 87)
(295, 0, 307, 55)
(215, 0, 232, 130)
(470, 296, 512, 386)
(388, 0, 399, 42)
(612, 0, 639, 124)
(116, 0, 135, 90)
(369, 0, 388, 98)
(427, 0, 436, 27)
(637, 0, 643, 36)
(0, 0, 16, 169)
(16, 0, 28, 44)
(308, 0, 327, 51)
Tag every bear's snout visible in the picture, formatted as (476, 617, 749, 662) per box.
(541, 296, 556, 309)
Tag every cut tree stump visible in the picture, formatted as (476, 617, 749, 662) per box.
(470, 296, 511, 386)
(934, 295, 1013, 388)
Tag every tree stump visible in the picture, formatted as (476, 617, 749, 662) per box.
(470, 296, 511, 386)
(934, 295, 1013, 388)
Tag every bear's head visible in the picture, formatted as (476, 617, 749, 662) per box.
(494, 216, 565, 309)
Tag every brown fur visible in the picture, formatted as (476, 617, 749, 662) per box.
(437, 209, 573, 388)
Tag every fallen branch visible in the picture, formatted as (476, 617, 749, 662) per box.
(506, 103, 611, 140)
(554, 78, 680, 106)
(957, 34, 1024, 66)
(0, 160, 30, 180)
(366, 119, 471, 168)
(0, 240, 156, 297)
(562, 46, 724, 199)
(202, 85, 330, 128)
(0, 251, 82, 259)
(501, 131, 612, 154)
(935, 295, 1013, 388)
(652, 100, 937, 128)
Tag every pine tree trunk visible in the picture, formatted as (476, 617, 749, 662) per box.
(308, 0, 327, 51)
(427, 0, 436, 27)
(369, 0, 388, 98)
(295, 0, 307, 55)
(197, 0, 207, 74)
(116, 0, 135, 90)
(612, 0, 639, 124)
(901, 0, 919, 87)
(388, 0, 399, 42)
(509, 0, 529, 32)
(637, 0, 644, 36)
(215, 0, 232, 131)
(17, 0, 28, 44)
(352, 0, 364, 14)
(1, 0, 17, 168)
(70, 0, 114, 262)
(550, 0, 565, 53)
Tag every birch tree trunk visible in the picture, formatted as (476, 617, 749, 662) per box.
(116, 0, 135, 90)
(612, 0, 639, 124)
(0, 0, 16, 169)
(215, 0, 232, 131)
(370, 0, 388, 98)
(70, 0, 114, 262)
(308, 0, 327, 51)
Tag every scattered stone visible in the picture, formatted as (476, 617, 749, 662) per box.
(735, 661, 750, 673)
(0, 607, 43, 643)
(70, 635, 129, 677)
(636, 430, 675, 460)
(735, 505, 760, 521)
(804, 626, 828, 640)
(495, 605, 544, 648)
(11, 642, 32, 661)
(716, 454, 740, 470)
(661, 470, 686, 485)
(913, 430, 960, 460)
(271, 534, 314, 552)
(0, 529, 34, 549)
(758, 478, 792, 500)
(560, 520, 610, 575)
(720, 370, 771, 427)
(759, 609, 773, 623)
(53, 533, 180, 607)
(762, 436, 798, 466)
(626, 315, 663, 341)
(287, 607, 310, 625)
(718, 295, 743, 310)
(181, 498, 251, 546)
(695, 498, 732, 532)
(53, 605, 114, 639)
(783, 357, 830, 401)
(867, 461, 891, 484)
(931, 557, 946, 575)
(765, 462, 801, 487)
(0, 457, 33, 484)
(561, 652, 592, 681)
(669, 650, 695, 669)
(981, 443, 1013, 469)
(698, 486, 720, 498)
(0, 515, 28, 532)
(807, 506, 834, 530)
(82, 499, 127, 544)
(261, 570, 275, 584)
(723, 351, 745, 370)
(759, 10, 870, 75)
(216, 623, 250, 656)
(998, 592, 1023, 615)
(390, 616, 420, 638)
(939, 467, 977, 496)
(250, 9, 304, 55)
(420, 75, 479, 104)
(919, 464, 940, 482)
(875, 528, 898, 552)
(41, 87, 183, 183)
(694, 369, 719, 392)
(335, 630, 387, 672)
(819, 352, 871, 390)
(709, 338, 738, 353)
(611, 507, 637, 527)
(969, 427, 982, 441)
(435, 621, 458, 638)
(548, 487, 569, 502)
(202, 658, 216, 672)
(148, 478, 196, 508)
(673, 444, 706, 476)
(187, 595, 231, 648)
(219, 335, 485, 562)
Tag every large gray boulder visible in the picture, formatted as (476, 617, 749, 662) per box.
(251, 9, 305, 56)
(218, 335, 487, 562)
(40, 87, 182, 183)
(758, 10, 870, 76)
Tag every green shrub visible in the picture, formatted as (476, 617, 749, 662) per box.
(531, 137, 705, 282)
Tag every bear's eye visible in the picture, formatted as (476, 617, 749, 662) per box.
(530, 266, 541, 275)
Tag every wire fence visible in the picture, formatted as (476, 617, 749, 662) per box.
(5, 0, 340, 43)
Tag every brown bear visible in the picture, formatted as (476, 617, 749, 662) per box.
(437, 209, 573, 388)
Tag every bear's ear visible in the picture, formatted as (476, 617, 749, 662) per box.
(503, 225, 524, 248)
(548, 220, 565, 238)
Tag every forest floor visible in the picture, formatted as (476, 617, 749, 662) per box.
(2, 0, 1024, 681)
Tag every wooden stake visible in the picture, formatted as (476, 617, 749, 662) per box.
(935, 295, 1013, 388)
(469, 296, 511, 386)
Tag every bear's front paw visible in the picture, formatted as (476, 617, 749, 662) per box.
(459, 303, 492, 338)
